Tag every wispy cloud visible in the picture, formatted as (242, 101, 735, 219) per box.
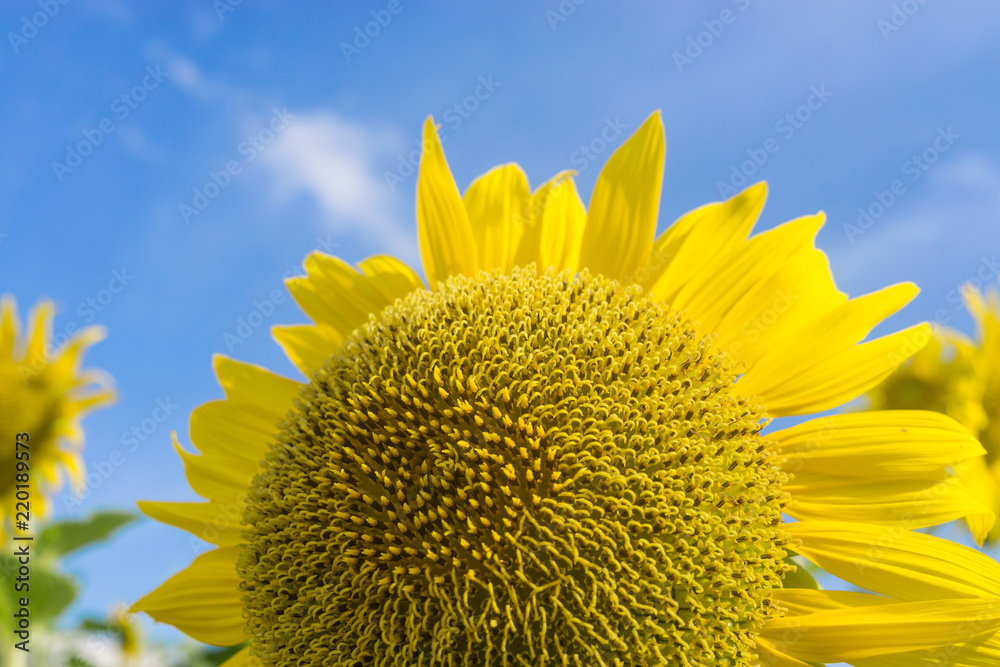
(261, 112, 417, 262)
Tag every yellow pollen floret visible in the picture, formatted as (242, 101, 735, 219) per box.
(238, 266, 790, 667)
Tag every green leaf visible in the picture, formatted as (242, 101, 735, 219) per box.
(78, 617, 120, 635)
(0, 554, 78, 624)
(28, 566, 78, 623)
(197, 642, 249, 666)
(37, 511, 137, 559)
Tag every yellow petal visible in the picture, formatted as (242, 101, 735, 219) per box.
(137, 500, 241, 546)
(743, 282, 918, 395)
(773, 588, 894, 616)
(691, 214, 842, 366)
(220, 647, 260, 667)
(785, 474, 990, 532)
(776, 588, 1000, 667)
(851, 633, 1000, 667)
(577, 112, 664, 283)
(463, 163, 531, 272)
(272, 323, 339, 377)
(131, 547, 246, 646)
(356, 255, 425, 303)
(0, 295, 20, 358)
(416, 116, 477, 287)
(175, 357, 301, 503)
(771, 411, 985, 478)
(645, 181, 766, 306)
(960, 457, 1000, 543)
(286, 252, 396, 339)
(55, 448, 85, 491)
(191, 356, 300, 462)
(772, 411, 993, 537)
(638, 199, 930, 416)
(48, 324, 107, 382)
(176, 434, 260, 504)
(275, 254, 423, 377)
(788, 520, 1000, 601)
(25, 300, 54, 362)
(739, 323, 932, 416)
(755, 638, 815, 667)
(761, 597, 1000, 662)
(531, 171, 586, 272)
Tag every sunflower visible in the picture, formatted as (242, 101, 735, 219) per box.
(134, 114, 1000, 666)
(0, 297, 115, 531)
(868, 284, 1000, 543)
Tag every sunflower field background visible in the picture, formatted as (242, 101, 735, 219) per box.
(2, 2, 1000, 666)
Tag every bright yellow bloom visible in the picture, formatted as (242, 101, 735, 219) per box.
(868, 284, 1000, 543)
(134, 114, 1000, 666)
(0, 297, 115, 529)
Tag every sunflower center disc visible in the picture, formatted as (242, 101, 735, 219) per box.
(239, 266, 791, 666)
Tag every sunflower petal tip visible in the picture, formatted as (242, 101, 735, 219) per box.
(421, 115, 441, 139)
(970, 511, 996, 546)
(899, 281, 920, 297)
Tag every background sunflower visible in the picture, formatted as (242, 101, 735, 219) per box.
(868, 285, 1000, 543)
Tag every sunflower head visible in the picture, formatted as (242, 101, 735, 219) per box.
(136, 113, 1000, 667)
(238, 266, 791, 665)
(0, 296, 115, 527)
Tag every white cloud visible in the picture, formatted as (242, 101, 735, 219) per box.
(937, 153, 1000, 201)
(141, 46, 421, 266)
(142, 43, 237, 102)
(261, 112, 418, 261)
(117, 124, 163, 162)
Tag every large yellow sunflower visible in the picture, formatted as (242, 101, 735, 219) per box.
(0, 296, 115, 529)
(134, 114, 1000, 666)
(868, 284, 1000, 543)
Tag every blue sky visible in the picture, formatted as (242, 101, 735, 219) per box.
(3, 0, 1000, 647)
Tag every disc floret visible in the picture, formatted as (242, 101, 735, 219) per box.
(239, 266, 791, 666)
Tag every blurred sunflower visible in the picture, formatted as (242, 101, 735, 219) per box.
(0, 297, 115, 530)
(135, 114, 1000, 667)
(868, 284, 1000, 543)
